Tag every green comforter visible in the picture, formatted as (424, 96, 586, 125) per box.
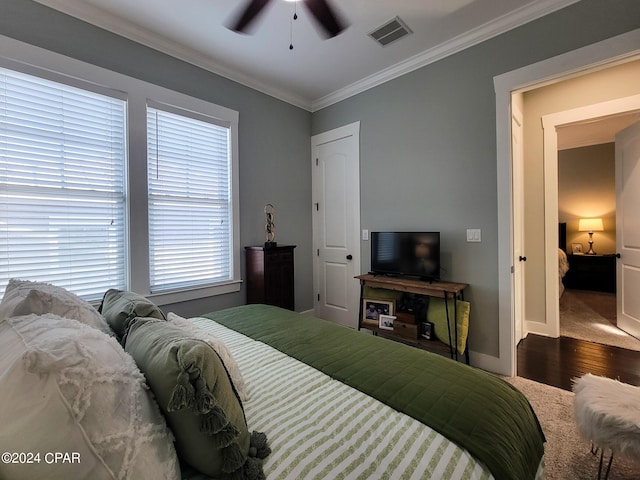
(203, 304, 545, 480)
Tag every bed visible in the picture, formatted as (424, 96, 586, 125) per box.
(0, 281, 545, 480)
(559, 222, 570, 296)
(193, 305, 544, 479)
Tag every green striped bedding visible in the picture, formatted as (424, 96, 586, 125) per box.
(189, 316, 494, 480)
(202, 305, 545, 480)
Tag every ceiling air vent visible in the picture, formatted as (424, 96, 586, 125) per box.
(368, 16, 412, 47)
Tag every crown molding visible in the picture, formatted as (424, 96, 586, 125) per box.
(34, 0, 580, 113)
(311, 0, 581, 111)
(32, 0, 313, 110)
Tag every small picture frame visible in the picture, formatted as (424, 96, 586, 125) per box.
(420, 321, 434, 340)
(363, 299, 394, 324)
(572, 243, 584, 255)
(379, 314, 395, 331)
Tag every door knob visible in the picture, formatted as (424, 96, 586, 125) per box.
(519, 256, 527, 262)
(346, 254, 353, 260)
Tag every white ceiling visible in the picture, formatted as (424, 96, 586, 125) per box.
(34, 0, 580, 111)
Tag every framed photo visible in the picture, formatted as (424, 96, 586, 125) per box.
(379, 314, 395, 331)
(420, 321, 434, 340)
(572, 243, 584, 254)
(363, 299, 394, 324)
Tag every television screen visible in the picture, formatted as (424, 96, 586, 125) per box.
(371, 232, 440, 280)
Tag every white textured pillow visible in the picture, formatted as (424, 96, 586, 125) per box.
(0, 314, 180, 480)
(167, 312, 248, 401)
(0, 279, 112, 335)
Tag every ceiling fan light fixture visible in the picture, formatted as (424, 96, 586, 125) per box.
(228, 0, 346, 38)
(369, 16, 412, 47)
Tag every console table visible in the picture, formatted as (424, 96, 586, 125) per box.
(356, 274, 469, 363)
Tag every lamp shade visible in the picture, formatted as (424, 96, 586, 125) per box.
(578, 218, 604, 232)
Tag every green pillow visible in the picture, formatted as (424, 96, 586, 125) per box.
(427, 298, 470, 355)
(123, 317, 268, 478)
(98, 289, 165, 339)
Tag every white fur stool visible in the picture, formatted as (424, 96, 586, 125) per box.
(573, 373, 640, 480)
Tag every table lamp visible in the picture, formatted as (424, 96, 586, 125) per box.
(578, 218, 603, 255)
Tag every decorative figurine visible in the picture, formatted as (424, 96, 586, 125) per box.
(264, 204, 276, 247)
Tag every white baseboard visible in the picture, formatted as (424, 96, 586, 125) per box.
(525, 320, 552, 337)
(469, 350, 511, 376)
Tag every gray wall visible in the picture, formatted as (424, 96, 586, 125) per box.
(0, 0, 313, 316)
(312, 0, 640, 356)
(2, 0, 640, 356)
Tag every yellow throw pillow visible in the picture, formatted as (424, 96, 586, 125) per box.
(427, 298, 470, 355)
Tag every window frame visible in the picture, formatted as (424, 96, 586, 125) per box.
(146, 101, 236, 295)
(0, 36, 241, 305)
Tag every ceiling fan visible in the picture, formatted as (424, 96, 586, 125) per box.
(227, 0, 347, 38)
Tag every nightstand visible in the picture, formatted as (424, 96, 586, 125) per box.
(564, 254, 616, 293)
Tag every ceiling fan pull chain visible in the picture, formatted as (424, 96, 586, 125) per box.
(290, 3, 297, 50)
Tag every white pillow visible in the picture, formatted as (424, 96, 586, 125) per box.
(167, 312, 248, 402)
(0, 313, 180, 480)
(0, 279, 112, 335)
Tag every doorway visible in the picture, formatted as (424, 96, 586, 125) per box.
(556, 138, 640, 351)
(493, 29, 640, 376)
(541, 98, 640, 341)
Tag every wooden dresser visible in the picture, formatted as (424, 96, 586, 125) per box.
(245, 245, 296, 310)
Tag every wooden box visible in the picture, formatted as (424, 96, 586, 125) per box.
(393, 320, 418, 339)
(395, 311, 417, 324)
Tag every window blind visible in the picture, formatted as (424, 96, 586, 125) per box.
(147, 106, 232, 293)
(0, 68, 127, 300)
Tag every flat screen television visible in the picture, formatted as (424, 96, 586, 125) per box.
(370, 231, 440, 281)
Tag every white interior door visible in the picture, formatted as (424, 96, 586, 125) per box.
(616, 121, 640, 339)
(311, 122, 360, 328)
(512, 104, 526, 345)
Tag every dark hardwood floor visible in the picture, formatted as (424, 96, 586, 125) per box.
(517, 334, 640, 391)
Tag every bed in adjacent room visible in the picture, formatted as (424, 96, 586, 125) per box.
(559, 222, 570, 296)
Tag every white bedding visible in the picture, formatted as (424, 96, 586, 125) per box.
(559, 248, 569, 297)
(185, 317, 495, 480)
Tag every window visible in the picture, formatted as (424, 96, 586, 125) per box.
(147, 105, 233, 293)
(0, 40, 240, 303)
(0, 67, 127, 300)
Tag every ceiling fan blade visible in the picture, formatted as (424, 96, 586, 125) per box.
(227, 0, 272, 33)
(302, 0, 347, 38)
